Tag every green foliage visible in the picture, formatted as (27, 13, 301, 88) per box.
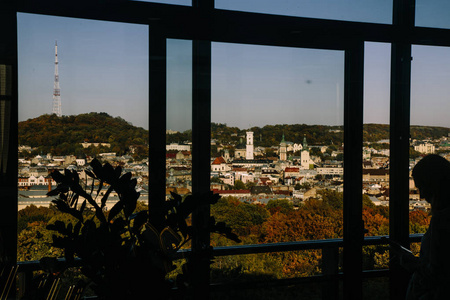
(20, 180, 433, 296)
(18, 205, 57, 234)
(233, 180, 246, 190)
(18, 113, 148, 157)
(362, 194, 376, 209)
(319, 189, 343, 210)
(210, 122, 449, 153)
(211, 197, 267, 239)
(266, 199, 294, 215)
(17, 221, 63, 262)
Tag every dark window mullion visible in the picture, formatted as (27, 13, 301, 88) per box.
(148, 32, 167, 230)
(389, 41, 412, 300)
(343, 41, 364, 300)
(191, 39, 212, 298)
(389, 0, 414, 299)
(0, 7, 18, 267)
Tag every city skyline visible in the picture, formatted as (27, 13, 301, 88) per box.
(18, 8, 450, 132)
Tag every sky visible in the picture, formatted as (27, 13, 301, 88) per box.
(17, 1, 450, 132)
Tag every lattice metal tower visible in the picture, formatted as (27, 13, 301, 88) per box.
(52, 41, 62, 117)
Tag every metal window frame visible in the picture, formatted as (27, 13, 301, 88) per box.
(3, 0, 447, 299)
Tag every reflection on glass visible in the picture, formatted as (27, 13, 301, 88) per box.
(211, 42, 344, 248)
(131, 0, 191, 6)
(17, 13, 148, 260)
(416, 0, 450, 29)
(211, 251, 323, 288)
(410, 45, 450, 233)
(166, 39, 193, 198)
(215, 0, 392, 24)
(362, 42, 390, 240)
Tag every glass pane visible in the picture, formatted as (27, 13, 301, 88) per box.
(362, 44, 391, 295)
(362, 42, 390, 241)
(17, 13, 149, 261)
(410, 45, 450, 234)
(211, 42, 344, 250)
(166, 39, 193, 200)
(211, 251, 323, 296)
(215, 0, 392, 24)
(416, 0, 450, 29)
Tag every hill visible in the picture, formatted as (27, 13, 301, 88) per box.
(19, 114, 450, 158)
(19, 113, 148, 158)
(210, 122, 450, 147)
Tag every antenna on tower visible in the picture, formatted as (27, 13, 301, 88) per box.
(52, 40, 62, 117)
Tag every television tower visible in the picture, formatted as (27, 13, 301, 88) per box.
(52, 41, 62, 117)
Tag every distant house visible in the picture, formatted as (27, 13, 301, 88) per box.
(211, 156, 230, 172)
(363, 169, 389, 183)
(213, 189, 251, 198)
(250, 186, 273, 195)
(166, 143, 190, 152)
(81, 142, 111, 148)
(284, 167, 300, 178)
(284, 167, 300, 185)
(414, 142, 435, 154)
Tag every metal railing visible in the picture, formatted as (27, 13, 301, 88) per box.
(14, 234, 423, 299)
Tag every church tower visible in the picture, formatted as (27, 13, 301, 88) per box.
(279, 134, 287, 161)
(301, 135, 310, 169)
(224, 148, 230, 162)
(246, 131, 254, 160)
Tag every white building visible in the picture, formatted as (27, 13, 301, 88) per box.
(211, 156, 230, 172)
(414, 142, 435, 154)
(246, 131, 254, 160)
(166, 143, 191, 151)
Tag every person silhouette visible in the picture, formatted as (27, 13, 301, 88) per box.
(394, 154, 450, 300)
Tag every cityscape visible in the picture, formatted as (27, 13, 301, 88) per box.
(17, 115, 450, 213)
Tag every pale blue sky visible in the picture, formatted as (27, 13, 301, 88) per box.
(18, 13, 149, 129)
(17, 1, 450, 132)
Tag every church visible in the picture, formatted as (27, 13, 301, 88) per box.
(279, 134, 314, 169)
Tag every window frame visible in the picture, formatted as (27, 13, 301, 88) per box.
(3, 0, 449, 299)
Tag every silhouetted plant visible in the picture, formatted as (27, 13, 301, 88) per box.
(43, 158, 240, 299)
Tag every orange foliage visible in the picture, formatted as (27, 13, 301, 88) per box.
(262, 210, 337, 243)
(409, 210, 431, 226)
(362, 207, 389, 236)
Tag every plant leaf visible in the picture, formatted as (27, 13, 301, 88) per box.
(101, 186, 113, 209)
(108, 201, 123, 222)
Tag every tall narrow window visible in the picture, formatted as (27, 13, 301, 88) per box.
(17, 13, 149, 261)
(409, 45, 450, 254)
(166, 39, 193, 202)
(210, 42, 344, 292)
(361, 41, 391, 298)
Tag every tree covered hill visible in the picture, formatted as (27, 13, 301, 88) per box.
(211, 122, 450, 147)
(19, 113, 148, 157)
(19, 114, 449, 157)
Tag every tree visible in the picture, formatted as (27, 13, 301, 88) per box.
(319, 189, 343, 210)
(362, 194, 376, 208)
(233, 180, 246, 190)
(266, 199, 294, 215)
(245, 181, 256, 190)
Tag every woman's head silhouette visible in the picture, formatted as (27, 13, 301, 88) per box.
(412, 154, 450, 211)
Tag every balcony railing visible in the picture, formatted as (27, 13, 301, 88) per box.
(12, 234, 423, 299)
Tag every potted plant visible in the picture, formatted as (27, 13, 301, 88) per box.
(43, 158, 240, 299)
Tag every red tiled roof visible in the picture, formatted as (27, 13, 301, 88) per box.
(213, 189, 250, 194)
(212, 156, 226, 165)
(285, 167, 300, 172)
